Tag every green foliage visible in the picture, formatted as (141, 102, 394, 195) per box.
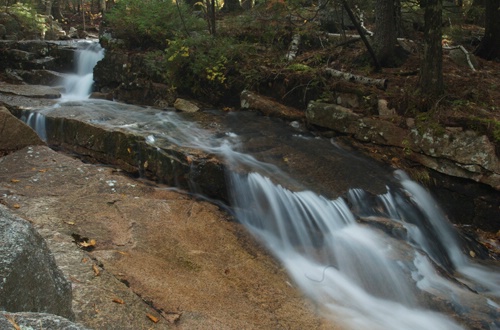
(104, 0, 205, 49)
(151, 35, 250, 102)
(6, 2, 47, 38)
(286, 63, 312, 72)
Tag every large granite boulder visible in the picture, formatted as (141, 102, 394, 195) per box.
(0, 205, 73, 319)
(0, 105, 45, 154)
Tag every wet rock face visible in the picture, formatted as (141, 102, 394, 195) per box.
(0, 205, 73, 319)
(306, 100, 500, 230)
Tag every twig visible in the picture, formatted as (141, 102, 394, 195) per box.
(443, 45, 476, 71)
(305, 265, 337, 282)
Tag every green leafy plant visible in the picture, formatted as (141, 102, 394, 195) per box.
(7, 3, 47, 38)
(161, 36, 243, 101)
(104, 0, 205, 49)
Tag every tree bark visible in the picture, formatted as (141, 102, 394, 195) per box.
(373, 0, 397, 66)
(340, 0, 381, 71)
(51, 0, 63, 20)
(474, 0, 500, 60)
(325, 68, 388, 90)
(419, 0, 444, 101)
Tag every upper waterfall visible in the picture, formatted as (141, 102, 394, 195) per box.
(61, 40, 104, 100)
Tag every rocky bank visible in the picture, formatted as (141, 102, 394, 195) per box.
(0, 106, 335, 329)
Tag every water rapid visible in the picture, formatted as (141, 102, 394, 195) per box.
(19, 41, 500, 329)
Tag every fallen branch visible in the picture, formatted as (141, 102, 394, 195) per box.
(325, 68, 388, 90)
(285, 33, 301, 61)
(443, 45, 476, 72)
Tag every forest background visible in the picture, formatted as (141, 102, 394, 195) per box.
(1, 0, 499, 148)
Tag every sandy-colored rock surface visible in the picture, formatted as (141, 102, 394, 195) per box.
(0, 145, 337, 329)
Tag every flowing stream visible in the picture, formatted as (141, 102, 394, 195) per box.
(22, 42, 500, 330)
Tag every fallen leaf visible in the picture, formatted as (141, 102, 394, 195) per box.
(13, 204, 21, 209)
(81, 257, 89, 263)
(79, 239, 96, 248)
(92, 264, 100, 276)
(117, 251, 129, 256)
(112, 298, 125, 304)
(4, 314, 20, 330)
(38, 169, 48, 173)
(146, 313, 159, 323)
(10, 179, 20, 183)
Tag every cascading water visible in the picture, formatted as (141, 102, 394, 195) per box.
(60, 40, 104, 100)
(17, 41, 500, 330)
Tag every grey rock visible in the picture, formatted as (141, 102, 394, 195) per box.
(174, 98, 200, 112)
(0, 204, 73, 319)
(0, 106, 45, 153)
(0, 312, 90, 330)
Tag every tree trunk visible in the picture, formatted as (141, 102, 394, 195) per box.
(373, 0, 397, 66)
(220, 0, 242, 12)
(474, 0, 500, 60)
(419, 0, 444, 102)
(241, 0, 253, 10)
(51, 0, 63, 20)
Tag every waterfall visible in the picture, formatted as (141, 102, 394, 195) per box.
(61, 41, 104, 100)
(149, 112, 499, 330)
(15, 44, 500, 328)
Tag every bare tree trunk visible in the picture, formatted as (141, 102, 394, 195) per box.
(220, 0, 242, 12)
(51, 0, 63, 19)
(474, 0, 500, 60)
(373, 0, 397, 66)
(340, 0, 381, 71)
(241, 0, 252, 10)
(419, 0, 444, 102)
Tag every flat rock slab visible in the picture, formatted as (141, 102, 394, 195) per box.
(0, 146, 337, 330)
(0, 82, 61, 99)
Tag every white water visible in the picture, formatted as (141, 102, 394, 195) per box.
(20, 45, 500, 329)
(60, 41, 104, 100)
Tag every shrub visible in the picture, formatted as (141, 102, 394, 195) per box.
(6, 2, 47, 39)
(104, 0, 205, 49)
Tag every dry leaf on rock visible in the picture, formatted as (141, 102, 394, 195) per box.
(112, 298, 125, 304)
(92, 264, 100, 276)
(146, 313, 159, 323)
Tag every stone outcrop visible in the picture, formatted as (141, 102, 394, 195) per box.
(0, 145, 333, 329)
(0, 40, 76, 82)
(306, 100, 500, 190)
(306, 100, 500, 230)
(5, 100, 228, 202)
(93, 50, 175, 106)
(0, 105, 45, 154)
(0, 205, 73, 318)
